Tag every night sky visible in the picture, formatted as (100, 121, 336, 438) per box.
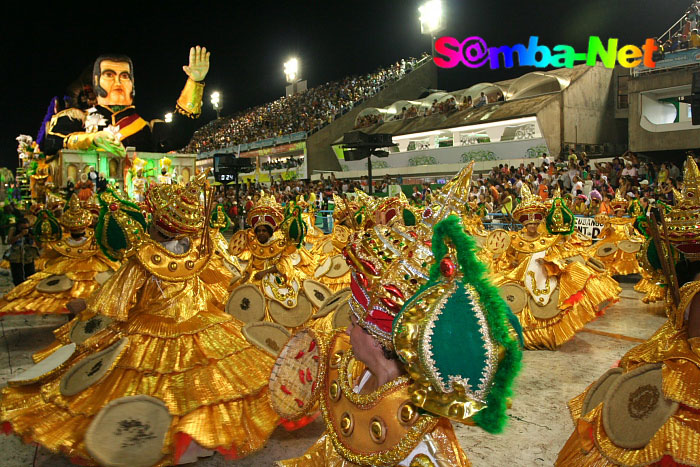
(1, 0, 690, 168)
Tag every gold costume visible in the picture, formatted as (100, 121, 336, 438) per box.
(0, 197, 120, 316)
(1, 179, 280, 465)
(488, 188, 621, 350)
(589, 215, 644, 276)
(557, 281, 700, 466)
(278, 334, 471, 467)
(557, 156, 700, 465)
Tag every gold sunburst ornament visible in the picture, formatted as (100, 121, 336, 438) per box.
(61, 194, 94, 233)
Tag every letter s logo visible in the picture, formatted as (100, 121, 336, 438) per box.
(434, 37, 462, 68)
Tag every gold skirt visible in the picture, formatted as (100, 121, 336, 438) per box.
(0, 256, 116, 316)
(1, 307, 279, 466)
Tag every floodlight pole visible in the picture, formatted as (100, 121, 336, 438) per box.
(367, 155, 373, 195)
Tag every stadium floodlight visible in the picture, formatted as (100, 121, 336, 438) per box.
(164, 112, 173, 123)
(211, 91, 222, 119)
(284, 58, 300, 84)
(418, 0, 444, 36)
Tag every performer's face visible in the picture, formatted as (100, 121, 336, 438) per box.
(98, 60, 133, 106)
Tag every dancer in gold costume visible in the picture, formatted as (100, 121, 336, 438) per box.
(486, 186, 620, 350)
(588, 189, 644, 276)
(276, 164, 522, 467)
(0, 195, 120, 316)
(1, 173, 279, 466)
(557, 155, 700, 466)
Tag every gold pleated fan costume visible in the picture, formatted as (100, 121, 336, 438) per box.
(486, 185, 621, 350)
(1, 173, 280, 465)
(587, 189, 644, 276)
(0, 195, 120, 316)
(557, 155, 700, 466)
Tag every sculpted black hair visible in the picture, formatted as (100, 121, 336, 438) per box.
(92, 54, 135, 99)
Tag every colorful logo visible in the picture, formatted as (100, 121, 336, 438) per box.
(434, 36, 658, 70)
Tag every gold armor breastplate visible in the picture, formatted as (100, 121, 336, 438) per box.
(135, 236, 212, 281)
(50, 231, 99, 259)
(509, 231, 559, 254)
(321, 334, 438, 466)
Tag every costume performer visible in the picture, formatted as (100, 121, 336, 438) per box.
(0, 173, 280, 466)
(0, 196, 120, 316)
(485, 186, 620, 350)
(557, 155, 700, 466)
(41, 46, 210, 156)
(75, 173, 94, 202)
(587, 189, 644, 276)
(275, 165, 522, 467)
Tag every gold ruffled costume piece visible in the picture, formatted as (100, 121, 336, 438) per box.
(0, 233, 120, 316)
(491, 232, 621, 350)
(634, 271, 666, 304)
(557, 281, 700, 466)
(310, 224, 353, 292)
(1, 237, 280, 466)
(588, 217, 643, 276)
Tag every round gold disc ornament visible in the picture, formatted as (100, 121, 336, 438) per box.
(269, 294, 313, 328)
(586, 257, 607, 273)
(36, 274, 74, 293)
(581, 367, 623, 416)
(602, 363, 679, 449)
(322, 240, 335, 255)
(564, 255, 585, 266)
(7, 343, 76, 387)
(60, 338, 129, 396)
(303, 280, 332, 309)
(242, 322, 291, 356)
(326, 255, 350, 278)
(498, 283, 528, 314)
(528, 288, 561, 320)
(85, 395, 172, 467)
(313, 288, 351, 318)
(332, 300, 352, 329)
(314, 257, 332, 278)
(69, 315, 114, 345)
(618, 239, 643, 254)
(226, 284, 266, 323)
(485, 229, 511, 256)
(596, 243, 618, 257)
(269, 328, 327, 420)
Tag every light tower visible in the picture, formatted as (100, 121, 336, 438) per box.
(210, 91, 222, 119)
(418, 0, 445, 56)
(284, 57, 307, 97)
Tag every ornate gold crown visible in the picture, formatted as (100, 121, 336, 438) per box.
(420, 162, 474, 229)
(332, 194, 359, 222)
(344, 222, 433, 350)
(610, 188, 628, 212)
(512, 185, 546, 225)
(145, 171, 206, 236)
(247, 191, 284, 230)
(665, 156, 700, 259)
(60, 194, 93, 233)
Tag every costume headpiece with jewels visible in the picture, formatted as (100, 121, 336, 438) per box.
(610, 188, 628, 212)
(546, 194, 575, 235)
(60, 194, 94, 233)
(512, 184, 546, 226)
(209, 204, 231, 231)
(663, 155, 700, 260)
(332, 194, 359, 223)
(420, 162, 474, 229)
(344, 162, 481, 350)
(32, 209, 62, 242)
(393, 215, 522, 430)
(158, 157, 172, 172)
(246, 191, 284, 231)
(96, 188, 148, 261)
(145, 171, 206, 236)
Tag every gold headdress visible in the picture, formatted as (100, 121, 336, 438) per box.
(60, 194, 93, 233)
(664, 156, 700, 259)
(246, 191, 284, 231)
(158, 157, 172, 171)
(512, 185, 546, 225)
(145, 170, 206, 236)
(332, 194, 359, 223)
(610, 188, 628, 212)
(420, 162, 474, 229)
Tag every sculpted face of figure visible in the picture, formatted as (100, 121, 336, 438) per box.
(97, 60, 134, 106)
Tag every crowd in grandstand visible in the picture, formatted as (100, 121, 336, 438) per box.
(182, 55, 429, 154)
(260, 156, 304, 172)
(658, 1, 700, 55)
(212, 150, 689, 229)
